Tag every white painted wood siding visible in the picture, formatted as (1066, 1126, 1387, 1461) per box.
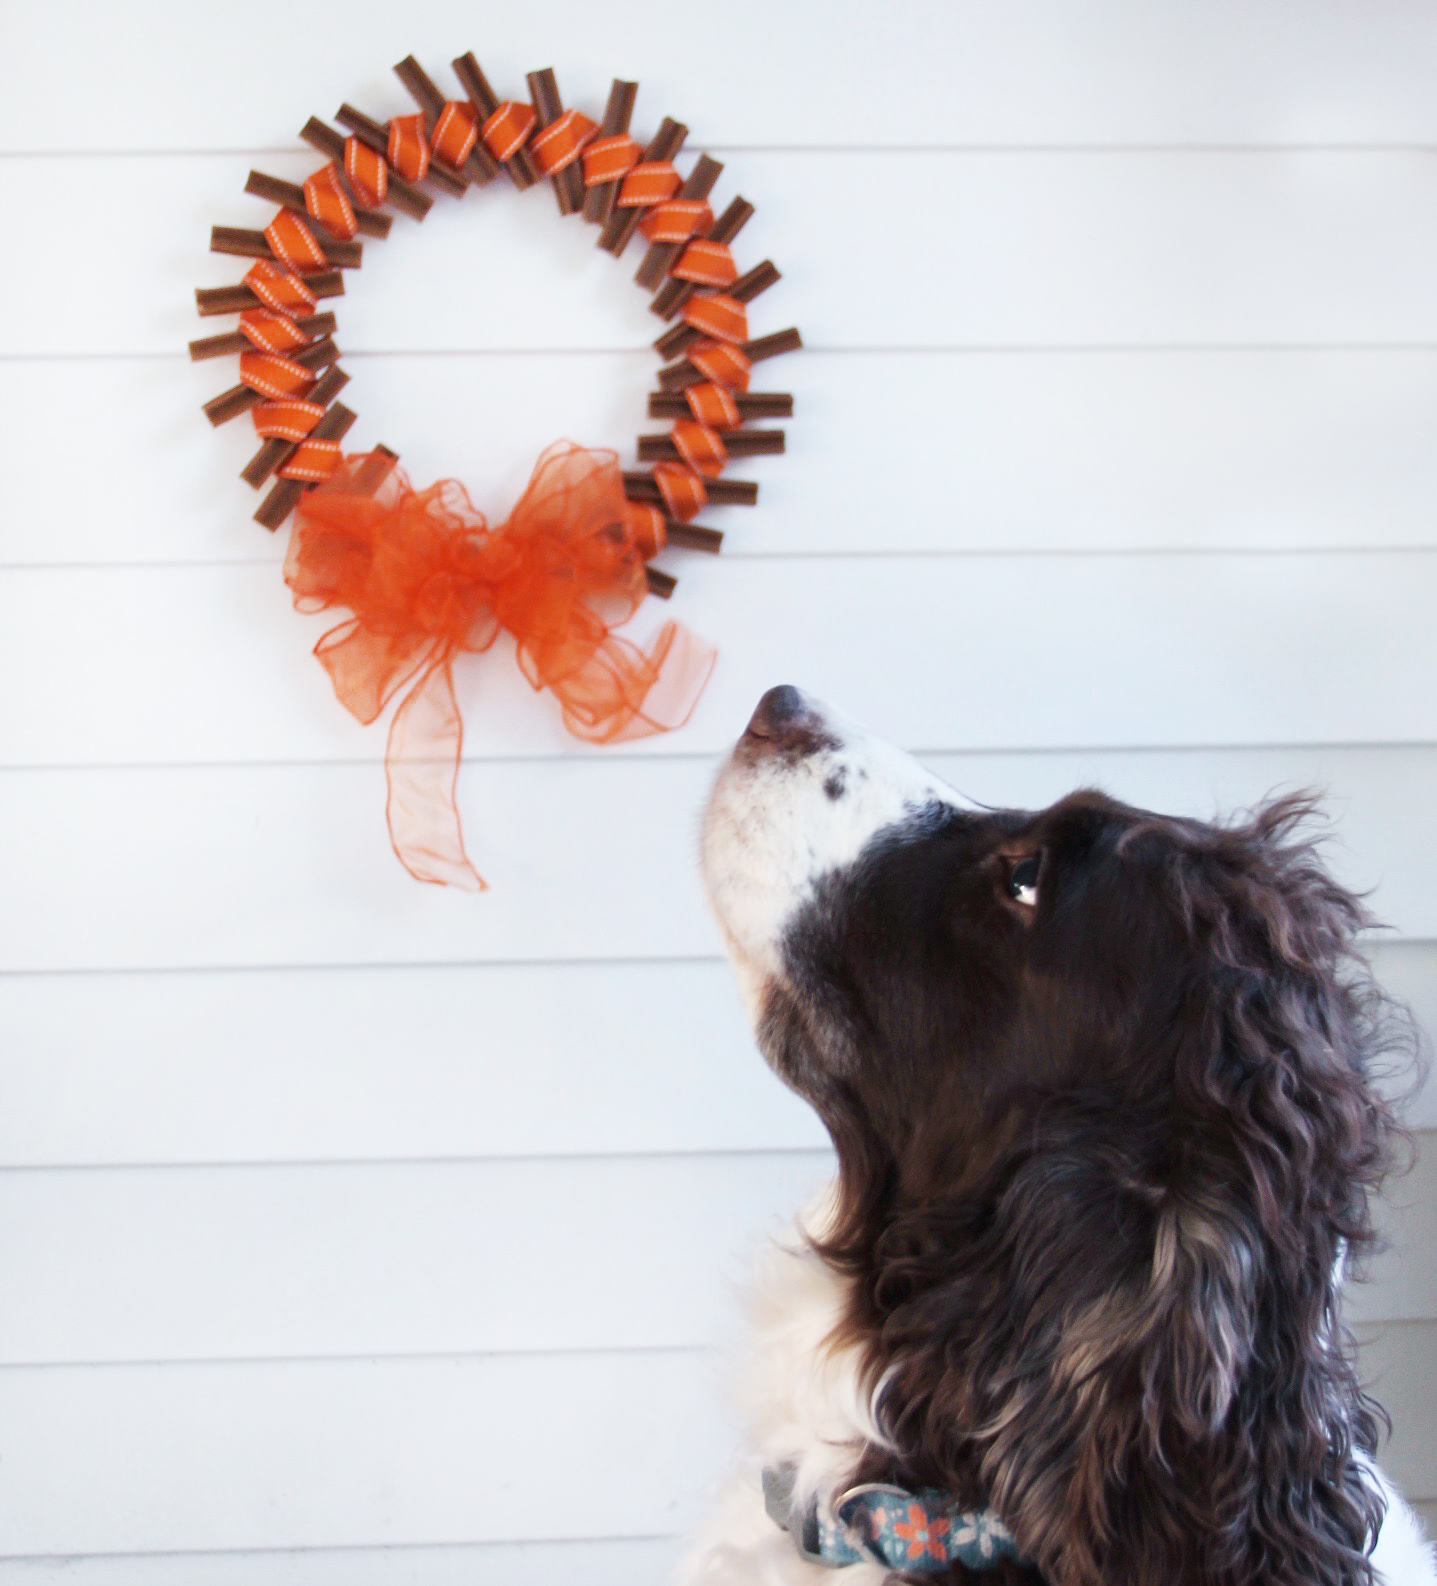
(1, 3, 1435, 1576)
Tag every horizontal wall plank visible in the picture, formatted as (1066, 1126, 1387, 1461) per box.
(0, 950, 1428, 1171)
(1348, 1129, 1437, 1324)
(8, 553, 1437, 767)
(0, 1538, 677, 1586)
(0, 1351, 726, 1555)
(8, 1, 1437, 152)
(0, 962, 822, 1166)
(0, 1140, 1422, 1366)
(14, 347, 1437, 566)
(8, 149, 1437, 358)
(0, 1312, 1422, 1562)
(7, 745, 1437, 970)
(0, 1152, 829, 1364)
(1360, 1321, 1437, 1501)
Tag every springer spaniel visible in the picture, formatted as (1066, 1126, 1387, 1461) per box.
(683, 686, 1435, 1586)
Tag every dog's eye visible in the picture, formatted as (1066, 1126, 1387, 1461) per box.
(1006, 855, 1040, 907)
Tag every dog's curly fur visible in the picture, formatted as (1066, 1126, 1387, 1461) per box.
(691, 690, 1434, 1586)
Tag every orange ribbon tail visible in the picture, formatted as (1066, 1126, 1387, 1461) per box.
(285, 443, 715, 888)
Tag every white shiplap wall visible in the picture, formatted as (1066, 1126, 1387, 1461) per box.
(2, 2, 1436, 1577)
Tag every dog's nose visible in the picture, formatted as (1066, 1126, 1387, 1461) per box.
(744, 685, 825, 752)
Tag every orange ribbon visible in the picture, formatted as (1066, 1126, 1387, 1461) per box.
(238, 307, 308, 354)
(672, 238, 737, 286)
(253, 398, 325, 441)
(285, 442, 716, 889)
(265, 208, 328, 273)
(682, 292, 748, 344)
(652, 460, 707, 521)
(481, 100, 536, 161)
(685, 381, 741, 429)
(690, 338, 753, 391)
(345, 136, 388, 209)
(582, 133, 640, 185)
(387, 114, 431, 182)
(530, 108, 598, 175)
(279, 439, 342, 482)
(672, 420, 727, 478)
(617, 162, 681, 207)
(304, 164, 358, 241)
(638, 200, 713, 243)
(432, 101, 479, 169)
(239, 351, 315, 399)
(244, 260, 317, 314)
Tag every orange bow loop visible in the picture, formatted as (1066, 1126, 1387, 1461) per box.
(285, 444, 714, 888)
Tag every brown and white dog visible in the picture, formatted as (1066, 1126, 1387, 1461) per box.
(683, 686, 1435, 1586)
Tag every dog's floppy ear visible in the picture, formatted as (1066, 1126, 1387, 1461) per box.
(874, 797, 1410, 1586)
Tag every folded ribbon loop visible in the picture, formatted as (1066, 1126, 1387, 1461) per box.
(286, 442, 716, 889)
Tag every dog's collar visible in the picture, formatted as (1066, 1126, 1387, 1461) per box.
(762, 1463, 1025, 1572)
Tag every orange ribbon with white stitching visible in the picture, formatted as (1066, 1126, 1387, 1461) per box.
(239, 352, 315, 399)
(285, 442, 715, 889)
(387, 114, 430, 182)
(265, 209, 328, 273)
(685, 381, 740, 428)
(690, 339, 752, 391)
(582, 133, 640, 185)
(253, 399, 325, 441)
(617, 162, 681, 207)
(482, 101, 536, 161)
(304, 165, 357, 240)
(638, 200, 712, 243)
(432, 101, 479, 169)
(672, 239, 737, 285)
(244, 260, 317, 314)
(345, 137, 388, 209)
(279, 439, 342, 482)
(682, 292, 748, 344)
(530, 109, 597, 175)
(238, 308, 308, 354)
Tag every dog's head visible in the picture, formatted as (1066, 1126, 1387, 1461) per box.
(703, 686, 1414, 1586)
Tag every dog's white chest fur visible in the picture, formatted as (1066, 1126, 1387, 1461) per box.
(677, 1189, 890, 1586)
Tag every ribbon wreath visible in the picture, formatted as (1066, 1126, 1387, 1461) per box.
(193, 52, 800, 887)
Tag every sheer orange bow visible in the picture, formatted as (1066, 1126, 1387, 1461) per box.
(285, 442, 716, 890)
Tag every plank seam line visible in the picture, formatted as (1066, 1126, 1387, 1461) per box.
(0, 953, 730, 978)
(5, 738, 1437, 774)
(0, 1343, 713, 1372)
(0, 1144, 835, 1175)
(0, 1316, 1425, 1377)
(7, 141, 1437, 158)
(4, 937, 1431, 981)
(16, 543, 1437, 573)
(16, 342, 1437, 364)
(0, 1532, 675, 1563)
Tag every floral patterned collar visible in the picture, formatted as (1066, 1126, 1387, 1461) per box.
(762, 1463, 1025, 1573)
